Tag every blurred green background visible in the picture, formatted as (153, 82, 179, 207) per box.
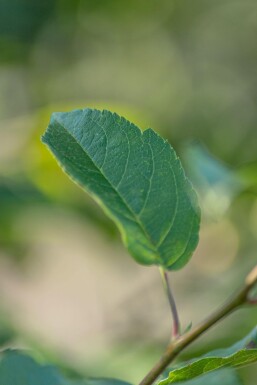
(0, 0, 257, 384)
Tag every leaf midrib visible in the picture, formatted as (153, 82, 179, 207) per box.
(87, 113, 194, 261)
(53, 116, 163, 263)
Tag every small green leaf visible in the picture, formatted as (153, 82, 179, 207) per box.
(181, 322, 192, 335)
(0, 350, 131, 385)
(172, 369, 242, 385)
(159, 327, 257, 384)
(42, 108, 200, 270)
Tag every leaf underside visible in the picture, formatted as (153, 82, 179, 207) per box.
(42, 108, 200, 270)
(159, 327, 257, 384)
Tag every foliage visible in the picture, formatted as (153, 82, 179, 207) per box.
(1, 1, 257, 384)
(37, 108, 257, 385)
(159, 328, 257, 384)
(0, 106, 256, 385)
(0, 349, 244, 385)
(42, 108, 200, 270)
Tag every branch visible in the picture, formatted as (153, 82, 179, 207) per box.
(139, 265, 257, 385)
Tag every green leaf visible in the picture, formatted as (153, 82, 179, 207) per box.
(172, 369, 242, 385)
(42, 108, 200, 270)
(0, 350, 131, 385)
(159, 327, 257, 384)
